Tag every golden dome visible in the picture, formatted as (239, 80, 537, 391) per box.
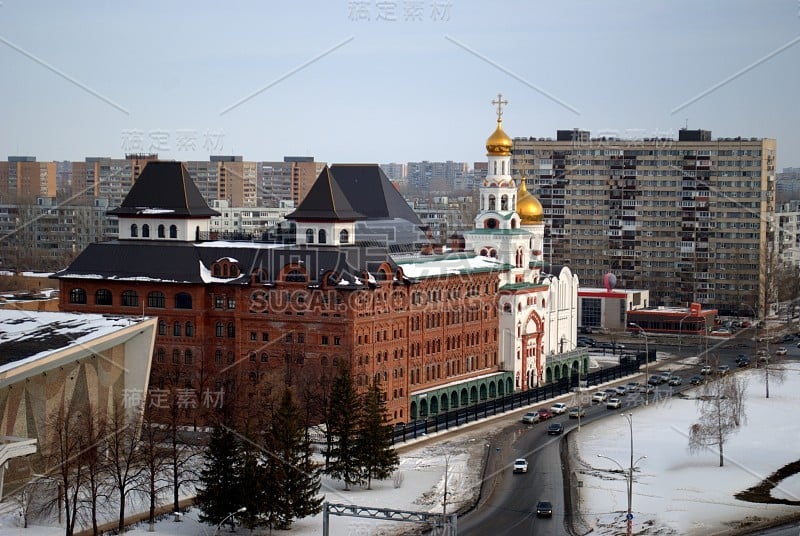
(486, 119, 513, 156)
(517, 179, 544, 224)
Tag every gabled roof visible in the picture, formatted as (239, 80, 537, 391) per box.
(107, 161, 220, 217)
(286, 166, 364, 221)
(287, 164, 422, 226)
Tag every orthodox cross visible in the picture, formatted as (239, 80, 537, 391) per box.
(492, 93, 508, 120)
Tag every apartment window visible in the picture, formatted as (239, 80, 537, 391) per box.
(215, 321, 224, 337)
(175, 292, 192, 309)
(250, 331, 257, 341)
(262, 332, 269, 342)
(334, 336, 341, 345)
(95, 288, 112, 305)
(172, 349, 180, 364)
(227, 322, 235, 337)
(156, 348, 165, 363)
(69, 288, 87, 304)
(215, 296, 224, 309)
(121, 290, 138, 307)
(158, 320, 166, 335)
(214, 349, 222, 365)
(185, 322, 194, 337)
(148, 291, 166, 308)
(173, 321, 182, 337)
(322, 335, 329, 345)
(227, 297, 236, 309)
(184, 349, 193, 365)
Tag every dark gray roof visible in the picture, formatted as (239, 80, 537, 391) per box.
(52, 241, 398, 286)
(288, 164, 422, 226)
(286, 166, 364, 221)
(107, 161, 220, 217)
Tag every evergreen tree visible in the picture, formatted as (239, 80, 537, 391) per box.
(356, 381, 400, 489)
(196, 425, 242, 527)
(270, 389, 323, 529)
(325, 363, 363, 490)
(236, 430, 270, 531)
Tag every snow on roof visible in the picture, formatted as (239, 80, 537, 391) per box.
(398, 254, 506, 278)
(0, 311, 146, 374)
(137, 208, 175, 214)
(198, 261, 243, 284)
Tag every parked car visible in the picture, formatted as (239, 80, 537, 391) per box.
(535, 500, 553, 518)
(717, 364, 730, 375)
(568, 407, 585, 418)
(547, 422, 564, 435)
(757, 350, 769, 362)
(776, 347, 788, 356)
(606, 397, 622, 409)
(513, 458, 528, 473)
(591, 391, 608, 403)
(521, 411, 540, 424)
(689, 375, 704, 385)
(614, 385, 628, 396)
(579, 326, 594, 334)
(667, 376, 682, 386)
(783, 334, 794, 342)
(550, 402, 568, 415)
(737, 357, 751, 367)
(700, 364, 712, 375)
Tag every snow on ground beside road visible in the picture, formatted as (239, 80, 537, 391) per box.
(573, 362, 800, 535)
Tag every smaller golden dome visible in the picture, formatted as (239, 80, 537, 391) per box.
(486, 119, 513, 156)
(517, 179, 544, 224)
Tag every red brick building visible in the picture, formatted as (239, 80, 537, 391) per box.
(55, 161, 511, 423)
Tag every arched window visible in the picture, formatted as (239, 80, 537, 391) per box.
(488, 195, 496, 211)
(142, 224, 150, 238)
(185, 322, 194, 337)
(169, 225, 178, 239)
(175, 292, 192, 309)
(158, 224, 165, 238)
(95, 288, 112, 305)
(214, 349, 223, 365)
(285, 269, 307, 283)
(158, 320, 166, 335)
(339, 229, 349, 243)
(147, 291, 165, 308)
(173, 321, 182, 337)
(501, 194, 508, 210)
(172, 349, 180, 364)
(156, 348, 165, 363)
(227, 322, 235, 337)
(184, 349, 193, 364)
(305, 229, 314, 243)
(69, 288, 86, 304)
(130, 224, 138, 237)
(121, 290, 138, 307)
(318, 229, 327, 244)
(215, 321, 223, 337)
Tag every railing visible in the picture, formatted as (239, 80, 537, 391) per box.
(392, 358, 642, 444)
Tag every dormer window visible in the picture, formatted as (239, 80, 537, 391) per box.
(170, 225, 178, 239)
(210, 258, 241, 279)
(158, 224, 165, 238)
(305, 229, 314, 244)
(131, 224, 138, 237)
(340, 229, 349, 243)
(318, 229, 327, 244)
(142, 224, 150, 238)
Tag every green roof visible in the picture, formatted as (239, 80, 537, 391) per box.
(468, 228, 532, 236)
(500, 282, 547, 291)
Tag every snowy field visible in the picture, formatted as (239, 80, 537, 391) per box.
(2, 362, 800, 535)
(573, 362, 800, 535)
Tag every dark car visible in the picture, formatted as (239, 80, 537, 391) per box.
(536, 501, 553, 518)
(547, 423, 564, 435)
(689, 375, 704, 385)
(737, 357, 750, 367)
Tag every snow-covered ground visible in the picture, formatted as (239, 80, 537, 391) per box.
(1, 361, 799, 535)
(573, 362, 800, 535)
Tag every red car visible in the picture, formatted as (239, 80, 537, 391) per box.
(537, 408, 553, 420)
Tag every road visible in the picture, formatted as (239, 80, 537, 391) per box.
(450, 330, 800, 535)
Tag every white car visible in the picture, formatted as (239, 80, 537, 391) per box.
(591, 391, 608, 403)
(776, 347, 788, 356)
(513, 458, 528, 473)
(550, 402, 568, 415)
(606, 398, 622, 409)
(520, 411, 539, 424)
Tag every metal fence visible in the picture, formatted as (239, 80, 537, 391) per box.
(393, 358, 642, 444)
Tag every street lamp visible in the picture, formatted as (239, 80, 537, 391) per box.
(678, 313, 691, 352)
(214, 506, 246, 536)
(628, 323, 649, 405)
(597, 414, 646, 536)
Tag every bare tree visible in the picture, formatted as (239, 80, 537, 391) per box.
(688, 374, 747, 467)
(103, 402, 145, 533)
(78, 403, 109, 536)
(138, 400, 171, 531)
(42, 402, 85, 536)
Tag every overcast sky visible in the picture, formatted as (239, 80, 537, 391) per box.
(1, 0, 799, 168)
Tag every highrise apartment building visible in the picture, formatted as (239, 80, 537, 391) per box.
(258, 157, 325, 208)
(512, 128, 777, 316)
(0, 157, 56, 203)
